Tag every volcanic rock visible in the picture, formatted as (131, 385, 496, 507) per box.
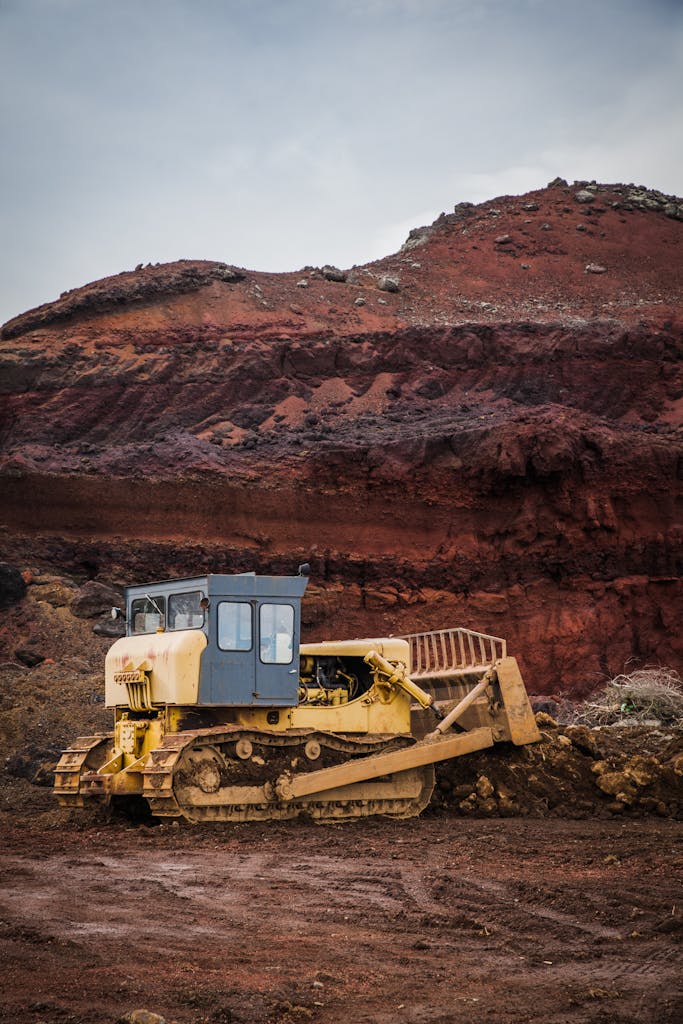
(0, 563, 27, 609)
(71, 581, 124, 618)
(14, 648, 45, 668)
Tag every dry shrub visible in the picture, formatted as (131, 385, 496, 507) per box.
(575, 667, 683, 726)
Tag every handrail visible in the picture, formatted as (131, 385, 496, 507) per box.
(397, 627, 507, 679)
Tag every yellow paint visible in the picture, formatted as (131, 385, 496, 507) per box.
(291, 689, 411, 733)
(301, 637, 412, 670)
(105, 630, 207, 708)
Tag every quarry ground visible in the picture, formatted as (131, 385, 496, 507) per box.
(1, 584, 682, 1023)
(1, 181, 681, 1023)
(1, 816, 681, 1024)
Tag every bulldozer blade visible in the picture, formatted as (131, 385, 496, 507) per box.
(276, 726, 495, 802)
(495, 657, 541, 745)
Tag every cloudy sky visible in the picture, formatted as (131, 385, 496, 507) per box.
(1, 0, 681, 324)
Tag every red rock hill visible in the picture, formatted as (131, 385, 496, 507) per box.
(1, 179, 681, 694)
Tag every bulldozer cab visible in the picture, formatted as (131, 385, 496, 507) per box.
(124, 573, 309, 707)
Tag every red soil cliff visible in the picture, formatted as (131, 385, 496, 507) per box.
(1, 179, 681, 694)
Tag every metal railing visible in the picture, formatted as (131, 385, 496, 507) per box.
(397, 627, 507, 680)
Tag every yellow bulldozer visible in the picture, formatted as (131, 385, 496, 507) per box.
(54, 567, 540, 822)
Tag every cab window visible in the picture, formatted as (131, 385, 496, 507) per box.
(131, 596, 166, 634)
(168, 591, 205, 630)
(259, 603, 294, 664)
(218, 602, 252, 651)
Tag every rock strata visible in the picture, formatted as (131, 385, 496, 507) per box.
(0, 181, 681, 695)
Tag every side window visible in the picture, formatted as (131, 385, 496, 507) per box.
(218, 602, 253, 651)
(131, 596, 166, 634)
(168, 591, 204, 630)
(259, 604, 294, 664)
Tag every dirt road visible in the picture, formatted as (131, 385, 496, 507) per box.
(1, 817, 681, 1024)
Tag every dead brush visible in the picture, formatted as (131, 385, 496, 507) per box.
(575, 668, 683, 726)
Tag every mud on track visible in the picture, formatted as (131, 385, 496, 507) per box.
(0, 818, 681, 1024)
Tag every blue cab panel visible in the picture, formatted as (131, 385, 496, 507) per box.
(124, 573, 308, 707)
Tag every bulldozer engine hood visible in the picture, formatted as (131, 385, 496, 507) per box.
(105, 630, 207, 709)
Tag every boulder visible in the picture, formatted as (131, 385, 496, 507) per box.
(0, 562, 27, 609)
(377, 275, 400, 293)
(14, 648, 45, 668)
(71, 580, 123, 618)
(321, 265, 347, 283)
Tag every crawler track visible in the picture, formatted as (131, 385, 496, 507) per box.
(53, 735, 113, 807)
(143, 727, 435, 822)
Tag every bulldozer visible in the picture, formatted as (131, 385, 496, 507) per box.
(54, 568, 540, 822)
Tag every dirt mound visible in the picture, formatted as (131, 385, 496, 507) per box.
(433, 719, 683, 820)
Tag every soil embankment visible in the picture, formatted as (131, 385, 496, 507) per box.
(1, 180, 681, 692)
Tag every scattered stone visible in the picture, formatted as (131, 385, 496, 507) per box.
(377, 276, 400, 293)
(31, 578, 77, 607)
(535, 711, 558, 728)
(664, 203, 683, 220)
(321, 265, 347, 283)
(14, 648, 45, 668)
(119, 1012, 167, 1024)
(93, 618, 126, 638)
(574, 190, 595, 204)
(476, 775, 494, 799)
(0, 562, 27, 609)
(71, 581, 124, 619)
(585, 263, 607, 274)
(212, 264, 241, 283)
(401, 225, 433, 250)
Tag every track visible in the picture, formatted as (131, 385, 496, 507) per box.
(55, 728, 436, 822)
(143, 727, 435, 822)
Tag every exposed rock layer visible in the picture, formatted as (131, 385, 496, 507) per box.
(1, 180, 681, 694)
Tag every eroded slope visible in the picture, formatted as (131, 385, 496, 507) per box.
(1, 180, 681, 693)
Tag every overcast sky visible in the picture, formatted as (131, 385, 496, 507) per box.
(1, 0, 681, 325)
